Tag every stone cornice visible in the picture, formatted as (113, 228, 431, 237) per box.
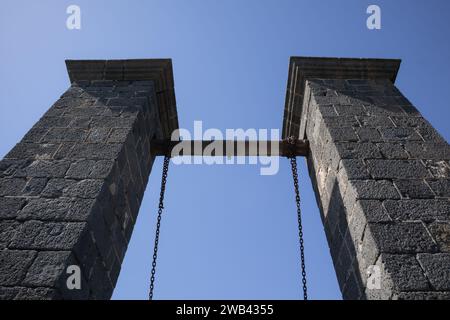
(65, 59, 178, 140)
(282, 57, 401, 139)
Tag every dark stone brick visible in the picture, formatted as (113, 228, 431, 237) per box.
(22, 127, 49, 143)
(381, 254, 429, 291)
(313, 95, 350, 106)
(5, 143, 59, 160)
(64, 179, 105, 199)
(423, 160, 450, 179)
(0, 250, 36, 285)
(69, 116, 92, 128)
(0, 287, 20, 299)
(379, 128, 422, 141)
(0, 197, 25, 219)
(106, 97, 148, 108)
(86, 128, 111, 143)
(14, 287, 59, 300)
(66, 160, 114, 179)
(10, 220, 86, 250)
(357, 116, 395, 128)
(90, 116, 136, 128)
(21, 178, 48, 196)
(67, 143, 122, 160)
(53, 143, 75, 160)
(369, 222, 437, 253)
(395, 291, 450, 300)
(23, 251, 71, 287)
(63, 107, 104, 118)
(364, 105, 405, 116)
(335, 142, 382, 159)
(404, 142, 450, 160)
(348, 180, 400, 200)
(354, 200, 391, 223)
(417, 127, 447, 143)
(394, 180, 435, 199)
(35, 116, 72, 128)
(0, 178, 27, 196)
(0, 220, 20, 248)
(428, 222, 450, 252)
(417, 253, 450, 290)
(14, 160, 71, 178)
(390, 116, 429, 128)
(107, 128, 130, 143)
(78, 178, 112, 200)
(366, 160, 430, 179)
(376, 143, 409, 159)
(383, 199, 450, 222)
(0, 159, 30, 178)
(18, 198, 96, 221)
(426, 179, 450, 197)
(41, 178, 76, 198)
(42, 128, 89, 142)
(356, 128, 382, 142)
(339, 159, 370, 179)
(334, 105, 367, 116)
(328, 127, 359, 142)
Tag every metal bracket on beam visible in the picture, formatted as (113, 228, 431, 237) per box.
(151, 139, 309, 158)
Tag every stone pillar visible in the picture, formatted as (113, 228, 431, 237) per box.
(0, 60, 178, 299)
(283, 57, 450, 299)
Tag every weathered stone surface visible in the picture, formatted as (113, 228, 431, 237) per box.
(0, 220, 20, 248)
(335, 142, 382, 159)
(348, 180, 400, 200)
(382, 254, 429, 291)
(427, 179, 450, 197)
(379, 128, 422, 141)
(383, 199, 450, 222)
(10, 220, 86, 250)
(5, 143, 59, 160)
(339, 159, 370, 180)
(23, 251, 71, 287)
(21, 178, 48, 196)
(376, 143, 409, 159)
(17, 198, 95, 221)
(405, 142, 450, 159)
(0, 197, 25, 219)
(14, 160, 71, 178)
(0, 250, 36, 285)
(295, 60, 450, 299)
(369, 222, 437, 253)
(66, 160, 114, 179)
(394, 291, 450, 300)
(67, 143, 122, 160)
(14, 287, 59, 300)
(417, 253, 450, 290)
(393, 180, 435, 199)
(353, 200, 391, 223)
(0, 62, 166, 299)
(356, 128, 382, 142)
(0, 178, 27, 196)
(428, 222, 450, 252)
(366, 160, 430, 179)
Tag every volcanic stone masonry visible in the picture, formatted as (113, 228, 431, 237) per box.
(283, 57, 450, 299)
(0, 59, 178, 299)
(0, 57, 449, 300)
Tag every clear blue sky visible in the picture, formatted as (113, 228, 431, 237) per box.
(1, 0, 449, 300)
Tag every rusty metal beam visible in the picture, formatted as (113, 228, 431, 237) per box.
(151, 139, 309, 157)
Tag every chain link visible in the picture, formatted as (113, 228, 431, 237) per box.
(149, 156, 170, 300)
(148, 150, 306, 299)
(289, 156, 308, 300)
